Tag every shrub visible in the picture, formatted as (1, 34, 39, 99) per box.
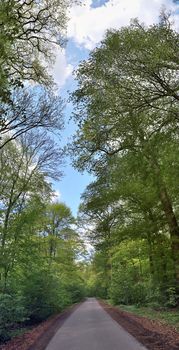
(22, 270, 63, 321)
(0, 293, 27, 342)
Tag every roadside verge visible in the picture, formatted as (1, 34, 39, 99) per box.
(99, 300, 179, 350)
(0, 303, 82, 350)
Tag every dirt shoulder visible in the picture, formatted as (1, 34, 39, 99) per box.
(0, 303, 81, 350)
(2, 299, 179, 350)
(99, 300, 179, 350)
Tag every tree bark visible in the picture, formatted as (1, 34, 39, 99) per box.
(146, 232, 155, 277)
(150, 157, 179, 290)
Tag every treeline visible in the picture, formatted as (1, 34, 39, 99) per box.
(0, 135, 85, 341)
(0, 0, 85, 342)
(70, 14, 179, 307)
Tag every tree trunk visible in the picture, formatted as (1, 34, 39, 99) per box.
(146, 232, 155, 277)
(150, 157, 179, 290)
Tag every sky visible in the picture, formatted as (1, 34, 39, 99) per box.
(52, 0, 179, 216)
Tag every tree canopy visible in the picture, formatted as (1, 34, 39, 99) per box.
(0, 0, 86, 342)
(71, 15, 179, 305)
(0, 0, 75, 101)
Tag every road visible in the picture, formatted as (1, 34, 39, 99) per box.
(45, 298, 147, 350)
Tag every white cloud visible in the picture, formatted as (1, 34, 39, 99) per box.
(52, 47, 73, 88)
(68, 0, 178, 50)
(51, 190, 62, 202)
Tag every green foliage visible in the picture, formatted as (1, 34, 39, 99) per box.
(1, 8, 179, 345)
(0, 0, 84, 344)
(72, 13, 179, 308)
(164, 287, 178, 308)
(117, 304, 179, 330)
(0, 0, 75, 101)
(22, 269, 68, 321)
(0, 294, 27, 342)
(65, 279, 85, 304)
(109, 240, 148, 305)
(0, 131, 85, 343)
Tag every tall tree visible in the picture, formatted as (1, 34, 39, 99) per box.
(44, 202, 75, 260)
(71, 15, 179, 290)
(0, 130, 63, 288)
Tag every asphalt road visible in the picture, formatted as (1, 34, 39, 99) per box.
(46, 298, 147, 350)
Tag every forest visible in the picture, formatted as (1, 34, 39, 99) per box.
(0, 0, 179, 345)
(74, 14, 179, 309)
(0, 0, 86, 342)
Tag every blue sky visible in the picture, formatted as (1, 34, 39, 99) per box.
(52, 0, 179, 216)
(91, 0, 109, 8)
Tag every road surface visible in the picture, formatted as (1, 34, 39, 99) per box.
(46, 298, 147, 350)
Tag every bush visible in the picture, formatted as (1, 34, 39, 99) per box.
(66, 281, 85, 303)
(22, 270, 64, 321)
(0, 293, 27, 342)
(21, 269, 85, 321)
(109, 270, 149, 306)
(165, 287, 177, 307)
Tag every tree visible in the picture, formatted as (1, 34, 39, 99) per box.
(0, 130, 63, 288)
(16, 200, 85, 321)
(0, 0, 75, 101)
(0, 132, 85, 337)
(44, 202, 75, 260)
(0, 87, 64, 149)
(71, 15, 179, 291)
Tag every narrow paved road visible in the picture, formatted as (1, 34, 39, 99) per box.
(46, 298, 147, 350)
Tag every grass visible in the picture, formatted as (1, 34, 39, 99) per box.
(114, 304, 179, 330)
(104, 299, 179, 330)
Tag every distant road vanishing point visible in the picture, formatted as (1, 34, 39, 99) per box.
(45, 298, 147, 350)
